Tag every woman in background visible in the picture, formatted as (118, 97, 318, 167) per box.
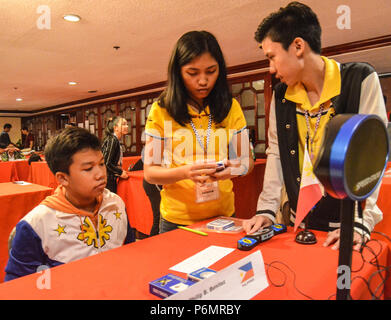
(102, 117, 129, 193)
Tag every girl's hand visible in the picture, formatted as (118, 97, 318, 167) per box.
(183, 161, 218, 184)
(211, 159, 247, 180)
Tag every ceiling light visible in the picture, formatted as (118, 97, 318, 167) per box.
(68, 81, 77, 85)
(16, 98, 23, 101)
(63, 14, 81, 22)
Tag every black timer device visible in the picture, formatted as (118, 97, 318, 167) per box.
(237, 236, 259, 251)
(247, 227, 274, 242)
(270, 223, 287, 235)
(237, 224, 287, 251)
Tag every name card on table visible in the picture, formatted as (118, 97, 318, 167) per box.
(166, 250, 268, 300)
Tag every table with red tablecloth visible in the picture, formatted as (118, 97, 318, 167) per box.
(0, 160, 43, 184)
(0, 224, 388, 300)
(12, 160, 31, 182)
(0, 162, 19, 182)
(117, 159, 267, 235)
(29, 161, 58, 191)
(0, 182, 53, 281)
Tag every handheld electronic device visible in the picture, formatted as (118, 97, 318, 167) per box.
(216, 160, 225, 172)
(270, 223, 287, 235)
(237, 224, 287, 251)
(237, 236, 259, 251)
(247, 227, 274, 243)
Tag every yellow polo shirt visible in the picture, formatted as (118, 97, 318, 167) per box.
(145, 98, 246, 225)
(285, 56, 341, 170)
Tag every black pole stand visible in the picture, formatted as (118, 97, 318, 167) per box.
(336, 198, 355, 300)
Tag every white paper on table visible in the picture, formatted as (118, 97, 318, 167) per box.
(167, 250, 269, 300)
(169, 245, 235, 274)
(13, 181, 32, 185)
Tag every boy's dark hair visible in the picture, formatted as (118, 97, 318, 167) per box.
(159, 30, 232, 126)
(44, 127, 101, 175)
(22, 126, 28, 131)
(3, 123, 12, 130)
(255, 2, 322, 54)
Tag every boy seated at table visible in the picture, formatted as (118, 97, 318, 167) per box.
(0, 145, 25, 161)
(5, 127, 135, 281)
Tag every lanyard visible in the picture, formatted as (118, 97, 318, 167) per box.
(190, 114, 212, 154)
(304, 104, 324, 160)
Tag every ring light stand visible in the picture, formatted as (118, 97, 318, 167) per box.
(313, 114, 389, 300)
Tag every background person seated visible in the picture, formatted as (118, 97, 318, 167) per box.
(1, 145, 25, 161)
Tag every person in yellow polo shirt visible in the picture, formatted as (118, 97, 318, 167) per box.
(243, 2, 387, 250)
(144, 31, 254, 233)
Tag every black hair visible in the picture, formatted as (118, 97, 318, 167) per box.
(3, 123, 12, 130)
(22, 126, 28, 131)
(159, 30, 232, 126)
(254, 2, 322, 54)
(104, 116, 124, 138)
(44, 127, 101, 175)
(28, 152, 42, 165)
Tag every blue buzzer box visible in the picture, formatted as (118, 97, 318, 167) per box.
(206, 218, 235, 231)
(149, 273, 196, 299)
(187, 267, 217, 282)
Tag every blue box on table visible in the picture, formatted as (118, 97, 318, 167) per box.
(149, 273, 196, 299)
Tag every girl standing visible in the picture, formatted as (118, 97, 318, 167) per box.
(144, 31, 254, 233)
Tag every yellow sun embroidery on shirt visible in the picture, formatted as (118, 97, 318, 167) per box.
(77, 214, 113, 248)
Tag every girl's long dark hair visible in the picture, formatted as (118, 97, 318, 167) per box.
(159, 31, 232, 126)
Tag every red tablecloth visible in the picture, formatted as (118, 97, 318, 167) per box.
(117, 171, 153, 235)
(373, 165, 391, 252)
(12, 160, 31, 182)
(0, 182, 53, 282)
(0, 162, 19, 182)
(0, 226, 388, 299)
(117, 160, 267, 235)
(29, 161, 58, 191)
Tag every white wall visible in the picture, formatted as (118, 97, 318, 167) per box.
(0, 117, 22, 145)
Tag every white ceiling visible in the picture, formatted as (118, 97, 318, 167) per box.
(1, 0, 390, 114)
